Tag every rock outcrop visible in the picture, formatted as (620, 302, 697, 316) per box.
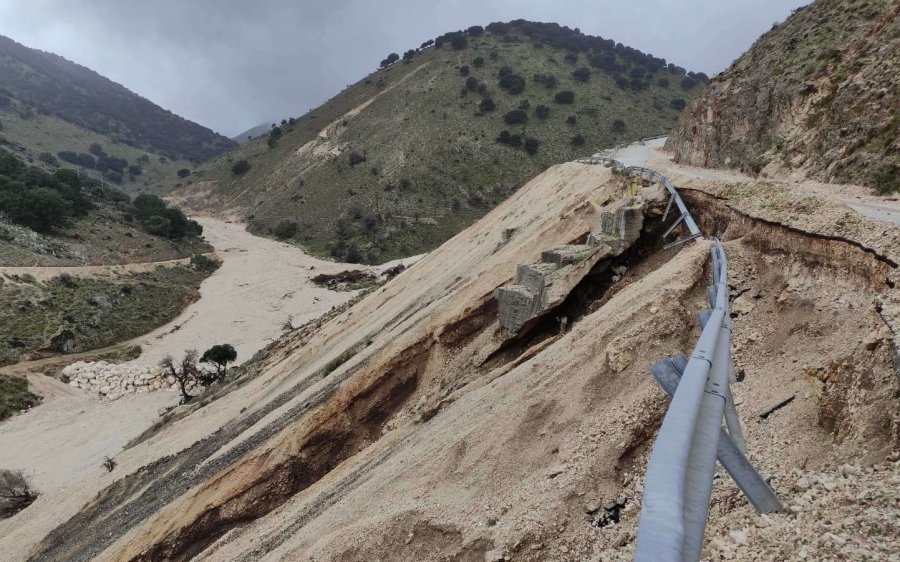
(666, 0, 900, 192)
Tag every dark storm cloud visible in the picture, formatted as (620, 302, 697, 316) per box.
(0, 0, 804, 137)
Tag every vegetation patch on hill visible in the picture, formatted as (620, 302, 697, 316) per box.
(0, 148, 211, 266)
(0, 262, 215, 366)
(183, 20, 707, 264)
(0, 99, 200, 193)
(0, 374, 40, 421)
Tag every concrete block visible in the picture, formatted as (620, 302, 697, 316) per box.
(495, 284, 540, 332)
(541, 244, 597, 266)
(515, 263, 556, 294)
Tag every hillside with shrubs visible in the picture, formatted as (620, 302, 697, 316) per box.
(0, 148, 210, 266)
(665, 0, 900, 192)
(0, 34, 235, 162)
(0, 90, 205, 193)
(186, 20, 707, 264)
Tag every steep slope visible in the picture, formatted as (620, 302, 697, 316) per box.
(180, 21, 707, 263)
(665, 0, 900, 192)
(13, 155, 898, 561)
(0, 35, 236, 162)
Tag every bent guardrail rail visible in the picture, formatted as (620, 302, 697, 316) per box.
(576, 150, 782, 561)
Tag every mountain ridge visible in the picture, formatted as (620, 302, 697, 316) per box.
(178, 20, 709, 264)
(0, 34, 236, 162)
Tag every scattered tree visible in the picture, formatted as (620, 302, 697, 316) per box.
(571, 133, 586, 146)
(657, 77, 670, 88)
(88, 143, 104, 156)
(473, 56, 485, 67)
(670, 98, 687, 111)
(459, 65, 470, 76)
(535, 104, 550, 118)
(159, 350, 201, 404)
(465, 76, 479, 92)
(200, 344, 237, 382)
(612, 119, 626, 133)
(479, 97, 496, 112)
(524, 137, 540, 155)
(176, 168, 190, 178)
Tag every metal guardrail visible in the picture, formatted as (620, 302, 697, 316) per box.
(576, 148, 782, 561)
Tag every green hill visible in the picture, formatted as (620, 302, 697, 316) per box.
(0, 96, 198, 194)
(180, 20, 707, 264)
(0, 34, 236, 162)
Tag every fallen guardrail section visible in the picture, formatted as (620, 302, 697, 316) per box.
(577, 152, 782, 562)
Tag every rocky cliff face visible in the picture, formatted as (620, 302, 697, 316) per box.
(666, 0, 900, 192)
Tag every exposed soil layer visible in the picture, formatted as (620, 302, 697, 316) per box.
(21, 163, 900, 562)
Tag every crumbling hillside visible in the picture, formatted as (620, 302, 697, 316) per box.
(9, 151, 897, 561)
(666, 0, 900, 192)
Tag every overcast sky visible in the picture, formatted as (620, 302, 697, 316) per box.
(0, 0, 804, 138)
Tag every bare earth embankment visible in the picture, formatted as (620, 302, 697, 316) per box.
(0, 149, 892, 562)
(0, 217, 403, 559)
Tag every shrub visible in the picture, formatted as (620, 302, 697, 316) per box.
(473, 56, 485, 67)
(231, 159, 250, 175)
(498, 66, 513, 78)
(571, 134, 586, 146)
(670, 98, 687, 111)
(465, 76, 479, 92)
(348, 151, 366, 166)
(0, 469, 38, 517)
(554, 90, 575, 104)
(681, 76, 699, 89)
(479, 97, 496, 112)
(499, 74, 525, 94)
(509, 134, 523, 147)
(535, 104, 550, 118)
(657, 77, 670, 88)
(873, 163, 900, 194)
(273, 220, 299, 238)
(88, 143, 104, 156)
(564, 53, 578, 64)
(190, 253, 220, 272)
(0, 188, 73, 233)
(459, 65, 470, 76)
(503, 109, 528, 125)
(143, 215, 172, 237)
(566, 115, 577, 124)
(467, 25, 484, 36)
(612, 119, 626, 133)
(176, 168, 190, 178)
(496, 130, 511, 144)
(524, 137, 539, 155)
(572, 67, 591, 82)
(128, 164, 142, 176)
